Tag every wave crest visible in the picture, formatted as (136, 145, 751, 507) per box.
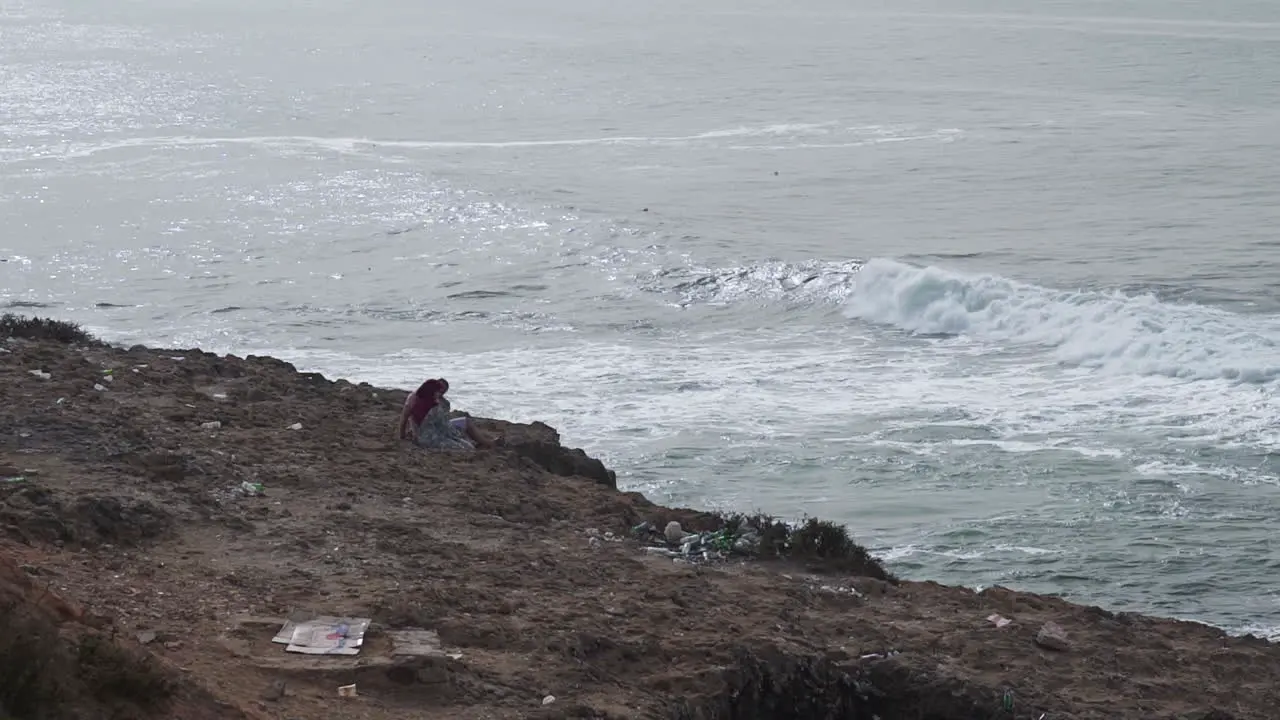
(844, 259, 1280, 383)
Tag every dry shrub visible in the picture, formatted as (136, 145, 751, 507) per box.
(0, 314, 97, 345)
(716, 513, 896, 583)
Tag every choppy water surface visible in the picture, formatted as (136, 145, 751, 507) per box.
(3, 0, 1279, 636)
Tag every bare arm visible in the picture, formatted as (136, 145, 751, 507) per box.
(396, 407, 409, 440)
(396, 394, 415, 440)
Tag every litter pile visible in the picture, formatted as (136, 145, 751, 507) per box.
(632, 518, 762, 563)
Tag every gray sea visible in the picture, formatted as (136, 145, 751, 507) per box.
(3, 0, 1279, 637)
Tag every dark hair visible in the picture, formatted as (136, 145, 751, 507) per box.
(410, 379, 443, 424)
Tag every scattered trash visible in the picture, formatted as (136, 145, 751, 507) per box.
(636, 518, 765, 565)
(542, 695, 556, 706)
(101, 370, 114, 383)
(212, 392, 227, 400)
(664, 521, 687, 544)
(55, 397, 65, 404)
(447, 652, 463, 660)
(93, 383, 106, 392)
(987, 613, 1012, 628)
(858, 650, 900, 661)
(817, 584, 864, 598)
(288, 422, 303, 431)
(337, 684, 357, 698)
(28, 370, 50, 380)
(1, 476, 25, 484)
(169, 356, 185, 361)
(236, 481, 265, 497)
(1034, 621, 1070, 652)
(1002, 689, 1015, 712)
(583, 526, 620, 544)
(136, 630, 157, 645)
(642, 547, 679, 557)
(201, 421, 222, 430)
(273, 614, 370, 655)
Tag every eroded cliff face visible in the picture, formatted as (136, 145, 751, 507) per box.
(0, 331, 1272, 720)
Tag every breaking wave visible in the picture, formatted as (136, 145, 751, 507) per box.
(844, 259, 1280, 383)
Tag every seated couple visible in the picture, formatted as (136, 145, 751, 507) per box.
(397, 378, 497, 451)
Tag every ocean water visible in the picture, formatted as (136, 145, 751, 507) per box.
(3, 0, 1279, 636)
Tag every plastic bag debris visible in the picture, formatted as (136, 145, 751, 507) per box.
(859, 650, 900, 661)
(235, 481, 265, 497)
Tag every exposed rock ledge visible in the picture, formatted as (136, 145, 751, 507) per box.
(1, 330, 1277, 720)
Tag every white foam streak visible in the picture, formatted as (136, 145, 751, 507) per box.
(2, 123, 965, 164)
(3, 123, 851, 162)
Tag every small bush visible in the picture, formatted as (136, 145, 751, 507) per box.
(789, 517, 895, 582)
(0, 314, 97, 345)
(714, 512, 896, 583)
(0, 600, 174, 720)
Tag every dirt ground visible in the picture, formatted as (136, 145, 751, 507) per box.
(1, 335, 1277, 720)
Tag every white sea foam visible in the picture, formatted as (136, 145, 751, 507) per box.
(1232, 623, 1280, 642)
(844, 258, 1280, 383)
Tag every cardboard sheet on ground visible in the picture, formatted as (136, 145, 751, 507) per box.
(272, 614, 370, 655)
(388, 629, 443, 657)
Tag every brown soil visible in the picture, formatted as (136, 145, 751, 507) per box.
(1, 334, 1278, 720)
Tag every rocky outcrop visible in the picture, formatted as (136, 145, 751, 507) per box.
(474, 417, 618, 489)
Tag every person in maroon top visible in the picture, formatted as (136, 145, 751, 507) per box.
(397, 378, 495, 449)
